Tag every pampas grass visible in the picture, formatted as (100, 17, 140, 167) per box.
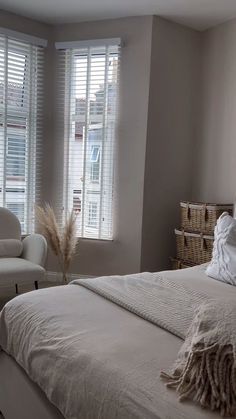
(36, 204, 78, 283)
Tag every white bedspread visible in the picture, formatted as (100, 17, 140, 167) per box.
(1, 265, 236, 419)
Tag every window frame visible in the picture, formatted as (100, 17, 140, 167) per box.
(61, 42, 120, 241)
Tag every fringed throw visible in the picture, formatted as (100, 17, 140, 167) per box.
(161, 300, 236, 416)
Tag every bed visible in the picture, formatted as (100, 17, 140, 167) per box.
(1, 264, 235, 419)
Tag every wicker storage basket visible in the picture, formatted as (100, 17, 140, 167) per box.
(175, 229, 214, 264)
(180, 202, 233, 234)
(170, 257, 197, 270)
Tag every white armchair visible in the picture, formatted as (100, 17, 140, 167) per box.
(0, 207, 47, 293)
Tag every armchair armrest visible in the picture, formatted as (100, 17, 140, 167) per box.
(21, 234, 47, 267)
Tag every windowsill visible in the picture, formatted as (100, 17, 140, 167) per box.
(21, 234, 114, 243)
(77, 237, 114, 243)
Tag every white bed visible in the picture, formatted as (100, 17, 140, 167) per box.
(0, 351, 64, 419)
(0, 264, 235, 419)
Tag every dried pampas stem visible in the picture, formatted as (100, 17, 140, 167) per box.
(36, 205, 78, 283)
(62, 210, 78, 275)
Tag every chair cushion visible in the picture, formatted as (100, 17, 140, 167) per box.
(0, 258, 45, 287)
(0, 207, 21, 240)
(0, 239, 23, 257)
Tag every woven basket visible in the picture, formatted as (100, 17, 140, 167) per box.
(175, 229, 214, 264)
(170, 257, 197, 270)
(180, 201, 233, 234)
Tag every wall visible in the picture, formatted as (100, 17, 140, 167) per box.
(141, 17, 201, 271)
(193, 19, 236, 203)
(0, 10, 51, 38)
(0, 11, 203, 276)
(49, 16, 153, 276)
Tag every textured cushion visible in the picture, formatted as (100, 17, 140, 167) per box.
(22, 234, 47, 267)
(206, 212, 236, 285)
(0, 207, 21, 240)
(0, 239, 23, 257)
(0, 258, 45, 286)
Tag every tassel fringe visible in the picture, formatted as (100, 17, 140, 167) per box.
(161, 343, 236, 417)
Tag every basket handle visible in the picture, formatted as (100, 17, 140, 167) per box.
(201, 204, 207, 225)
(181, 229, 187, 247)
(186, 202, 190, 220)
(200, 233, 206, 251)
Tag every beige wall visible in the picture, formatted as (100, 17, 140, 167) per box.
(193, 19, 236, 204)
(0, 12, 201, 276)
(141, 17, 201, 271)
(48, 16, 153, 276)
(0, 10, 51, 38)
(1, 11, 209, 276)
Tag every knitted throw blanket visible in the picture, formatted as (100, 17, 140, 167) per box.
(73, 272, 209, 339)
(73, 273, 236, 416)
(161, 300, 236, 417)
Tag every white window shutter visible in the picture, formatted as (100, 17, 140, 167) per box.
(0, 35, 44, 233)
(58, 41, 120, 240)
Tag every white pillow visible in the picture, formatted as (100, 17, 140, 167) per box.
(0, 239, 23, 257)
(206, 212, 236, 285)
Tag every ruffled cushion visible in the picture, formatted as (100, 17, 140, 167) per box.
(0, 239, 23, 257)
(206, 212, 236, 285)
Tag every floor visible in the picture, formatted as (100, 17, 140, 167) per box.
(0, 279, 63, 311)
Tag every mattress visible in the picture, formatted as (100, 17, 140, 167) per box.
(1, 264, 234, 419)
(0, 351, 64, 419)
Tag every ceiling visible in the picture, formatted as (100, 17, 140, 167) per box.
(1, 0, 236, 31)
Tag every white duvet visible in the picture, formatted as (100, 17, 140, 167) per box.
(1, 265, 235, 419)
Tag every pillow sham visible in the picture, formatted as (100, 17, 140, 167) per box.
(0, 239, 23, 258)
(206, 212, 236, 285)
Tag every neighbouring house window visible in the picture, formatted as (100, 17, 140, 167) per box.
(73, 190, 82, 213)
(87, 201, 98, 228)
(57, 39, 120, 240)
(7, 135, 26, 178)
(90, 145, 100, 183)
(0, 34, 45, 233)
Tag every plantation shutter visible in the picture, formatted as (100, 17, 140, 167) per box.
(56, 38, 120, 240)
(0, 32, 45, 233)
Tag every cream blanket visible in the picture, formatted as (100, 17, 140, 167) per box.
(75, 274, 236, 417)
(1, 267, 236, 419)
(73, 273, 209, 339)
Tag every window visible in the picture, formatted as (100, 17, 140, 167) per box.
(58, 39, 120, 240)
(0, 34, 45, 233)
(87, 201, 98, 228)
(90, 145, 100, 163)
(7, 135, 26, 178)
(73, 190, 81, 213)
(90, 145, 100, 182)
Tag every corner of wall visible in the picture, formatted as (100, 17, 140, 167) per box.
(141, 17, 202, 272)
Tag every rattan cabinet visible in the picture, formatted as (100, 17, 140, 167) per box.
(171, 201, 233, 270)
